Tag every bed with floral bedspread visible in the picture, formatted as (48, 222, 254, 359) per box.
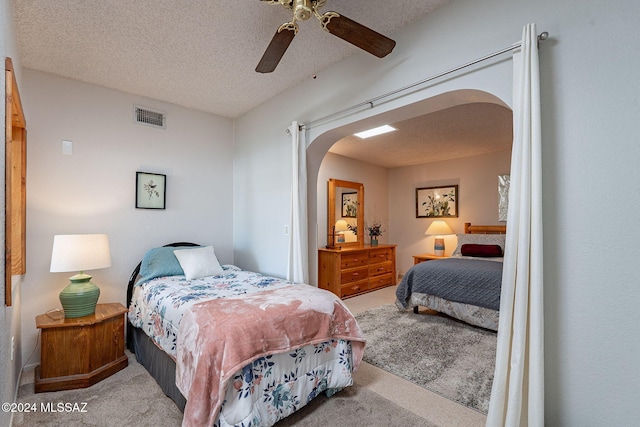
(127, 244, 365, 427)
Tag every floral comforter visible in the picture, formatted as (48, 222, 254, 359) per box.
(128, 266, 364, 427)
(129, 265, 297, 357)
(177, 284, 365, 427)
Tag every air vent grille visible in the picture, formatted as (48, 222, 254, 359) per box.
(134, 105, 166, 129)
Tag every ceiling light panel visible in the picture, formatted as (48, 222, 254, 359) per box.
(354, 125, 397, 139)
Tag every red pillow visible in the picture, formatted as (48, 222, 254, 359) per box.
(460, 244, 503, 257)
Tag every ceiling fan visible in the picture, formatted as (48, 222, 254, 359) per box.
(256, 0, 396, 73)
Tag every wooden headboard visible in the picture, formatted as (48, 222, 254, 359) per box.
(464, 222, 507, 234)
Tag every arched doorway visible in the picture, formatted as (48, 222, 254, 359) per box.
(306, 89, 512, 284)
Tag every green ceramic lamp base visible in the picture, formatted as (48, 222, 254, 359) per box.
(59, 273, 100, 318)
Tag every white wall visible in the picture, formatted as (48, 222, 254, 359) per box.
(390, 150, 511, 275)
(234, 0, 640, 425)
(231, 111, 292, 277)
(20, 70, 235, 365)
(317, 150, 511, 278)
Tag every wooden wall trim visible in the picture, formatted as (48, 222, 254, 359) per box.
(5, 57, 27, 306)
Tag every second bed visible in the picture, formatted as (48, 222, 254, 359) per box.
(395, 223, 506, 331)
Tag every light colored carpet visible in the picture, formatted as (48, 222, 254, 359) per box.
(13, 352, 183, 427)
(355, 304, 497, 413)
(13, 351, 434, 427)
(14, 286, 487, 426)
(275, 384, 436, 427)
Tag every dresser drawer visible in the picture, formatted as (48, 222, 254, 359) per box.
(340, 280, 368, 298)
(341, 252, 369, 269)
(369, 248, 394, 264)
(369, 261, 393, 277)
(369, 273, 393, 290)
(341, 266, 368, 284)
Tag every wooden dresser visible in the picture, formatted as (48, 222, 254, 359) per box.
(318, 244, 397, 298)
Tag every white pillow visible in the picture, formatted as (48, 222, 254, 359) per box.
(173, 246, 223, 280)
(452, 233, 506, 256)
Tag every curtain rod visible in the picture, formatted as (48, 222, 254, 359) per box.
(300, 31, 548, 130)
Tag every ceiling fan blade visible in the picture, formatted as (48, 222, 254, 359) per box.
(321, 12, 396, 58)
(256, 23, 297, 73)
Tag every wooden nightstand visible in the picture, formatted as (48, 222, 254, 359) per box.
(413, 253, 450, 264)
(35, 302, 128, 393)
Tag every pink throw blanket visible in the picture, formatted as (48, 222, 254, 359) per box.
(175, 284, 366, 427)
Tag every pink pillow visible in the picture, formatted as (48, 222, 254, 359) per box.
(460, 244, 503, 257)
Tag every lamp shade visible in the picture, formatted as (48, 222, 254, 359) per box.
(424, 220, 454, 236)
(50, 234, 111, 273)
(334, 219, 349, 232)
(424, 221, 453, 257)
(50, 234, 111, 318)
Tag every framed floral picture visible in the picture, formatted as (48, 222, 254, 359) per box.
(136, 172, 166, 209)
(342, 192, 358, 218)
(416, 185, 458, 218)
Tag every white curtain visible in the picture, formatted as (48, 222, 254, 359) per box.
(287, 121, 309, 283)
(487, 24, 544, 427)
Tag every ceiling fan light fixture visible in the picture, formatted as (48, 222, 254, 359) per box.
(293, 0, 313, 21)
(354, 125, 397, 139)
(258, 0, 395, 73)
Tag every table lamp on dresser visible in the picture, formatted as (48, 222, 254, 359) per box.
(49, 234, 111, 318)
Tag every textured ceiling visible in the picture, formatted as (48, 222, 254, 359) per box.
(12, 0, 449, 119)
(12, 0, 512, 168)
(330, 103, 513, 168)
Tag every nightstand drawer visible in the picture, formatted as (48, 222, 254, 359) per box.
(341, 266, 369, 284)
(369, 261, 393, 277)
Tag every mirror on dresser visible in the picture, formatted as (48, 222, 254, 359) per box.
(327, 178, 364, 248)
(320, 178, 396, 298)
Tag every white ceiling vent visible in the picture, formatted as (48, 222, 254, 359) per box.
(134, 105, 166, 129)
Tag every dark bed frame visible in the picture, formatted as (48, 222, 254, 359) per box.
(126, 242, 200, 411)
